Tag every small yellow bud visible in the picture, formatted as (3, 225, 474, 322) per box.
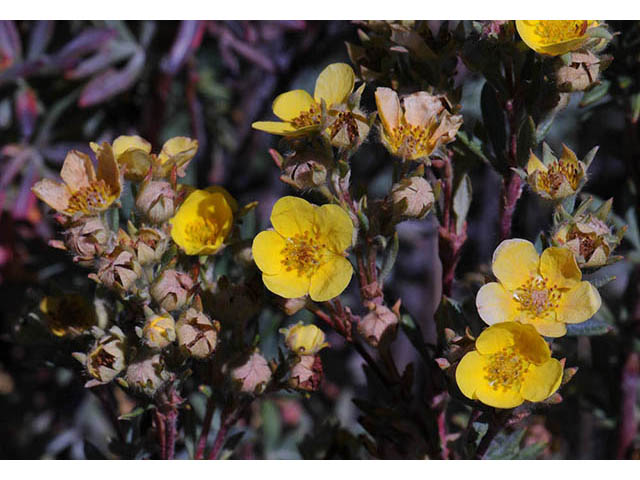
(280, 322, 328, 356)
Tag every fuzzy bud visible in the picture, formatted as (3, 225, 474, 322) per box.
(280, 323, 328, 356)
(95, 247, 142, 292)
(124, 352, 169, 396)
(150, 269, 194, 312)
(135, 180, 176, 224)
(556, 51, 601, 93)
(142, 312, 176, 350)
(176, 308, 219, 358)
(64, 216, 109, 262)
(231, 351, 272, 394)
(289, 354, 323, 392)
(135, 227, 170, 265)
(357, 302, 400, 348)
(391, 176, 434, 219)
(79, 326, 127, 386)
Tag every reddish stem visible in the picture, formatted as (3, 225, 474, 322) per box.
(498, 171, 523, 242)
(617, 352, 640, 458)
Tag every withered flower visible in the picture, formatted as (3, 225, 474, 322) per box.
(176, 308, 219, 358)
(32, 144, 121, 216)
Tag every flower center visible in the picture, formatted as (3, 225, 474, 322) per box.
(484, 346, 530, 391)
(290, 104, 321, 129)
(567, 229, 604, 258)
(185, 218, 221, 246)
(513, 276, 562, 319)
(538, 160, 581, 195)
(388, 120, 435, 158)
(533, 20, 589, 45)
(280, 231, 326, 277)
(66, 179, 116, 215)
(89, 346, 117, 374)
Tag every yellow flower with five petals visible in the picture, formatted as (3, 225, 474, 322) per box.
(252, 63, 355, 136)
(476, 239, 601, 337)
(516, 20, 597, 56)
(456, 322, 563, 409)
(252, 196, 354, 302)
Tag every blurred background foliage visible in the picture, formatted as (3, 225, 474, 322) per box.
(1, 20, 640, 459)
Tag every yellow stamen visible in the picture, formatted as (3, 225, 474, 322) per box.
(388, 120, 436, 158)
(289, 104, 321, 129)
(484, 346, 530, 391)
(185, 218, 222, 247)
(533, 20, 588, 45)
(280, 230, 327, 277)
(66, 179, 116, 215)
(537, 159, 581, 195)
(513, 276, 562, 320)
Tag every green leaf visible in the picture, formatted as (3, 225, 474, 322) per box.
(631, 93, 640, 123)
(480, 82, 506, 162)
(483, 429, 526, 459)
(118, 406, 145, 421)
(453, 174, 472, 234)
(516, 116, 536, 166)
(565, 316, 613, 336)
(379, 232, 399, 281)
(580, 80, 610, 107)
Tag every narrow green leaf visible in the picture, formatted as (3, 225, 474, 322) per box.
(453, 174, 472, 234)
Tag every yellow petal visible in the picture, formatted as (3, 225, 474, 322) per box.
(539, 246, 581, 289)
(313, 63, 355, 106)
(252, 230, 286, 275)
(251, 120, 297, 135)
(270, 196, 316, 238)
(61, 150, 94, 191)
(556, 281, 601, 325)
(492, 239, 540, 291)
(526, 152, 547, 175)
(475, 382, 525, 409)
(455, 351, 487, 400)
(158, 137, 198, 166)
(112, 135, 151, 157)
(528, 319, 567, 338)
(95, 142, 121, 197)
(476, 282, 520, 327)
(31, 179, 71, 212)
(521, 358, 563, 402)
(262, 269, 310, 299)
(510, 323, 551, 364)
(309, 254, 353, 302)
(515, 20, 590, 56)
(403, 92, 442, 127)
(272, 90, 315, 121)
(375, 87, 401, 133)
(314, 203, 354, 253)
(475, 323, 515, 355)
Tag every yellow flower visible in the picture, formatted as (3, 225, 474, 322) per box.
(375, 87, 462, 161)
(526, 144, 587, 200)
(516, 20, 596, 56)
(142, 313, 176, 350)
(39, 294, 97, 337)
(32, 144, 121, 216)
(252, 63, 355, 136)
(155, 136, 199, 178)
(169, 187, 237, 255)
(476, 239, 601, 337)
(456, 322, 563, 409)
(281, 322, 329, 355)
(252, 196, 354, 302)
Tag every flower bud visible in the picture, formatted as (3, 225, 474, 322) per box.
(135, 227, 170, 265)
(231, 351, 272, 394)
(280, 323, 328, 356)
(150, 269, 194, 312)
(39, 293, 97, 337)
(552, 198, 625, 268)
(135, 180, 176, 224)
(79, 326, 127, 386)
(124, 352, 169, 396)
(64, 216, 109, 262)
(357, 302, 400, 348)
(289, 354, 323, 392)
(526, 144, 592, 201)
(176, 308, 219, 358)
(556, 51, 601, 93)
(276, 296, 308, 316)
(280, 160, 327, 190)
(95, 247, 142, 292)
(142, 312, 176, 350)
(391, 176, 434, 219)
